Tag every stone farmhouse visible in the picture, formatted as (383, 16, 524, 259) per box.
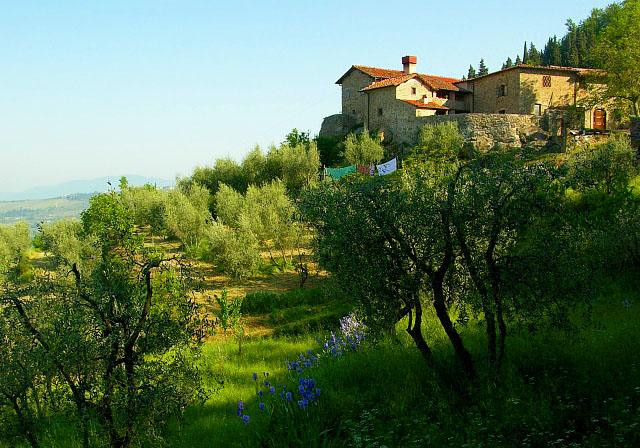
(322, 55, 610, 148)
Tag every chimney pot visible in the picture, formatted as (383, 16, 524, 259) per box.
(402, 55, 417, 74)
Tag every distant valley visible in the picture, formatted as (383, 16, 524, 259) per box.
(0, 175, 173, 230)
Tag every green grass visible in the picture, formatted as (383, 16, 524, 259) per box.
(12, 276, 640, 447)
(165, 335, 317, 448)
(157, 274, 640, 447)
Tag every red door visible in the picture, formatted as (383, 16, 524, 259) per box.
(593, 109, 606, 130)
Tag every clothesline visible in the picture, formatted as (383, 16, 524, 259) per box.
(323, 157, 398, 181)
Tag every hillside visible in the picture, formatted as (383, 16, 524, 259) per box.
(0, 194, 92, 230)
(0, 175, 173, 202)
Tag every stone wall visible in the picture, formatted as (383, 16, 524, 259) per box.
(319, 114, 359, 139)
(412, 114, 543, 150)
(340, 70, 372, 125)
(631, 117, 640, 149)
(457, 69, 521, 114)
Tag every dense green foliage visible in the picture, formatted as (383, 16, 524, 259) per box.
(590, 0, 640, 115)
(302, 124, 638, 381)
(469, 1, 626, 76)
(1, 192, 208, 448)
(343, 131, 384, 167)
(179, 134, 320, 201)
(3, 123, 640, 447)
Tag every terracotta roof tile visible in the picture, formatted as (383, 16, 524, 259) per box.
(352, 65, 406, 79)
(416, 74, 461, 92)
(337, 65, 462, 92)
(360, 74, 415, 91)
(402, 100, 449, 110)
(458, 64, 606, 83)
(359, 72, 462, 93)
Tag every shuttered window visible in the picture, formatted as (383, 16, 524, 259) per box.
(542, 76, 552, 87)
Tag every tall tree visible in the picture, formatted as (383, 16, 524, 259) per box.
(550, 36, 562, 65)
(522, 41, 529, 64)
(527, 43, 542, 66)
(515, 54, 522, 65)
(467, 65, 477, 79)
(478, 59, 489, 76)
(591, 0, 640, 115)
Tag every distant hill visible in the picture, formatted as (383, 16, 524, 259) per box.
(0, 194, 93, 231)
(0, 175, 173, 202)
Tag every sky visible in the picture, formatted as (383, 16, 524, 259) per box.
(0, 0, 614, 192)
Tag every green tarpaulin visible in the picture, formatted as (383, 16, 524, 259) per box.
(325, 165, 356, 180)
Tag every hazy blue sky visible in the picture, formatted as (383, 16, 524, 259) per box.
(0, 0, 613, 192)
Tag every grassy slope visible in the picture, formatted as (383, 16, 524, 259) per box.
(34, 274, 640, 447)
(101, 272, 635, 448)
(21, 190, 640, 446)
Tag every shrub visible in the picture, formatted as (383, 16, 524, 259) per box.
(0, 222, 30, 268)
(202, 221, 260, 279)
(240, 288, 325, 315)
(411, 121, 467, 164)
(164, 184, 211, 251)
(343, 130, 384, 167)
(567, 135, 637, 195)
(120, 183, 168, 235)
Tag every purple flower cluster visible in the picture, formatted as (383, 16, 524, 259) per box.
(238, 370, 321, 425)
(296, 377, 321, 410)
(235, 315, 365, 425)
(237, 401, 250, 425)
(321, 314, 366, 357)
(286, 350, 319, 373)
(286, 314, 366, 375)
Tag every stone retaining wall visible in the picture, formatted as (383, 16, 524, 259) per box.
(415, 114, 543, 150)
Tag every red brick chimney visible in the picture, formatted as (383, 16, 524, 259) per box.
(402, 55, 417, 74)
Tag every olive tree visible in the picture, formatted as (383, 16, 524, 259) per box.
(2, 191, 208, 448)
(301, 167, 476, 379)
(343, 130, 384, 167)
(164, 184, 211, 252)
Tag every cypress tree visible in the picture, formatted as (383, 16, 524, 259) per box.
(576, 29, 587, 67)
(550, 36, 562, 65)
(478, 59, 489, 76)
(522, 41, 529, 64)
(528, 43, 542, 66)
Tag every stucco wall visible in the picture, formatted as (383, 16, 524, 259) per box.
(396, 78, 432, 101)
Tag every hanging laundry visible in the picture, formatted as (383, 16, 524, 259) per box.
(376, 158, 397, 176)
(325, 165, 356, 180)
(356, 164, 376, 176)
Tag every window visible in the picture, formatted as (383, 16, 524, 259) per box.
(411, 87, 417, 95)
(436, 90, 449, 99)
(378, 108, 383, 116)
(534, 104, 542, 115)
(542, 75, 552, 87)
(497, 84, 507, 97)
(498, 109, 506, 114)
